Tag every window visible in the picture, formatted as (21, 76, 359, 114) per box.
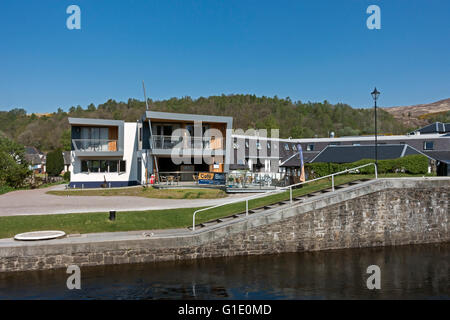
(233, 142, 239, 149)
(267, 142, 271, 149)
(284, 144, 289, 151)
(328, 142, 341, 146)
(139, 127, 143, 142)
(109, 160, 118, 172)
(352, 143, 360, 146)
(91, 160, 100, 172)
(292, 144, 297, 151)
(80, 160, 123, 173)
(245, 141, 249, 148)
(81, 160, 88, 172)
(424, 141, 434, 150)
(256, 142, 261, 150)
(119, 160, 126, 173)
(306, 144, 314, 151)
(100, 160, 108, 172)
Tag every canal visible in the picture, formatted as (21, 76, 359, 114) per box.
(0, 243, 448, 299)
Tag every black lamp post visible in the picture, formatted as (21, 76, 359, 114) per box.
(371, 87, 381, 169)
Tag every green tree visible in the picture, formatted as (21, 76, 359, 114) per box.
(46, 149, 64, 176)
(87, 103, 96, 111)
(0, 136, 31, 188)
(60, 129, 72, 151)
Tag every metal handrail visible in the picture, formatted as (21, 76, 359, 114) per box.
(192, 162, 377, 231)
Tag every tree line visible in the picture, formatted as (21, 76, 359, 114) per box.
(0, 94, 411, 152)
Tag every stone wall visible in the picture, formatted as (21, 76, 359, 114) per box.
(1, 178, 449, 272)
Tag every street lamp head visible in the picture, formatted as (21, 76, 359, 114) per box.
(371, 87, 380, 101)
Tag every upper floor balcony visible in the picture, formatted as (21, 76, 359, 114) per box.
(69, 117, 124, 157)
(150, 135, 225, 155)
(72, 139, 119, 152)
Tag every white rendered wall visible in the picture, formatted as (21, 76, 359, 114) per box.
(70, 123, 139, 184)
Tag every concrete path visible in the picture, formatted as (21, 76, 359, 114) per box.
(0, 185, 255, 216)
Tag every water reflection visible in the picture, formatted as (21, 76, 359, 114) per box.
(0, 243, 448, 299)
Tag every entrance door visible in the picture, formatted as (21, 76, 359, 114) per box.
(137, 158, 142, 184)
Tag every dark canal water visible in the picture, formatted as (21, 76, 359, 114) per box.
(0, 243, 448, 299)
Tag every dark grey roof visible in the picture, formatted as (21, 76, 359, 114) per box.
(25, 154, 44, 165)
(310, 144, 425, 163)
(25, 146, 42, 155)
(423, 151, 450, 161)
(410, 122, 450, 135)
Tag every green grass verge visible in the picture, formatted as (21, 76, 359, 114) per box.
(0, 185, 15, 195)
(0, 173, 434, 239)
(47, 186, 227, 199)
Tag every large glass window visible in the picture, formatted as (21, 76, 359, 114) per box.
(80, 127, 109, 151)
(306, 144, 314, 151)
(80, 159, 123, 173)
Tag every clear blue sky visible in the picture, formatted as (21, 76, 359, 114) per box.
(0, 0, 449, 113)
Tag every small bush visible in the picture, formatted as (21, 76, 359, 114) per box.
(63, 171, 70, 181)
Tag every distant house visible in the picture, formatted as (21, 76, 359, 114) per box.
(25, 146, 46, 173)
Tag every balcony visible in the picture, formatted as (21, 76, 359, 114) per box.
(150, 135, 224, 155)
(151, 135, 225, 149)
(72, 139, 123, 156)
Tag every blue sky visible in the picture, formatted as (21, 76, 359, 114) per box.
(0, 0, 449, 113)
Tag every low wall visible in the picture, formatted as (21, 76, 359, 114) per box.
(1, 178, 448, 273)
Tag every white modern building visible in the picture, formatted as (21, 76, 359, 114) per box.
(68, 113, 450, 188)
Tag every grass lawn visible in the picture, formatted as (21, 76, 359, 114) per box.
(0, 180, 67, 196)
(0, 185, 15, 196)
(47, 186, 227, 199)
(0, 173, 434, 239)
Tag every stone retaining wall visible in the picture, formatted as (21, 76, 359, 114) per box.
(1, 178, 449, 272)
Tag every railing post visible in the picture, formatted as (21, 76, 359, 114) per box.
(246, 199, 248, 216)
(374, 163, 378, 179)
(192, 212, 196, 231)
(290, 186, 293, 204)
(332, 175, 335, 192)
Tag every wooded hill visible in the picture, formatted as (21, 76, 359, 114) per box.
(0, 94, 411, 152)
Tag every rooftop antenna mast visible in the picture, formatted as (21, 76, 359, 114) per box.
(142, 81, 149, 110)
(142, 81, 159, 182)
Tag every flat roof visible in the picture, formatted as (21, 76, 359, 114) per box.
(145, 111, 232, 124)
(232, 133, 449, 143)
(68, 117, 124, 126)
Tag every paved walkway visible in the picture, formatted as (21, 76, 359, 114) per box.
(0, 185, 255, 217)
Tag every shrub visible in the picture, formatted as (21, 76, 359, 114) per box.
(305, 154, 429, 177)
(0, 136, 31, 188)
(63, 171, 70, 181)
(46, 149, 64, 177)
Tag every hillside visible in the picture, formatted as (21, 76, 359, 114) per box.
(383, 98, 450, 128)
(0, 94, 408, 152)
